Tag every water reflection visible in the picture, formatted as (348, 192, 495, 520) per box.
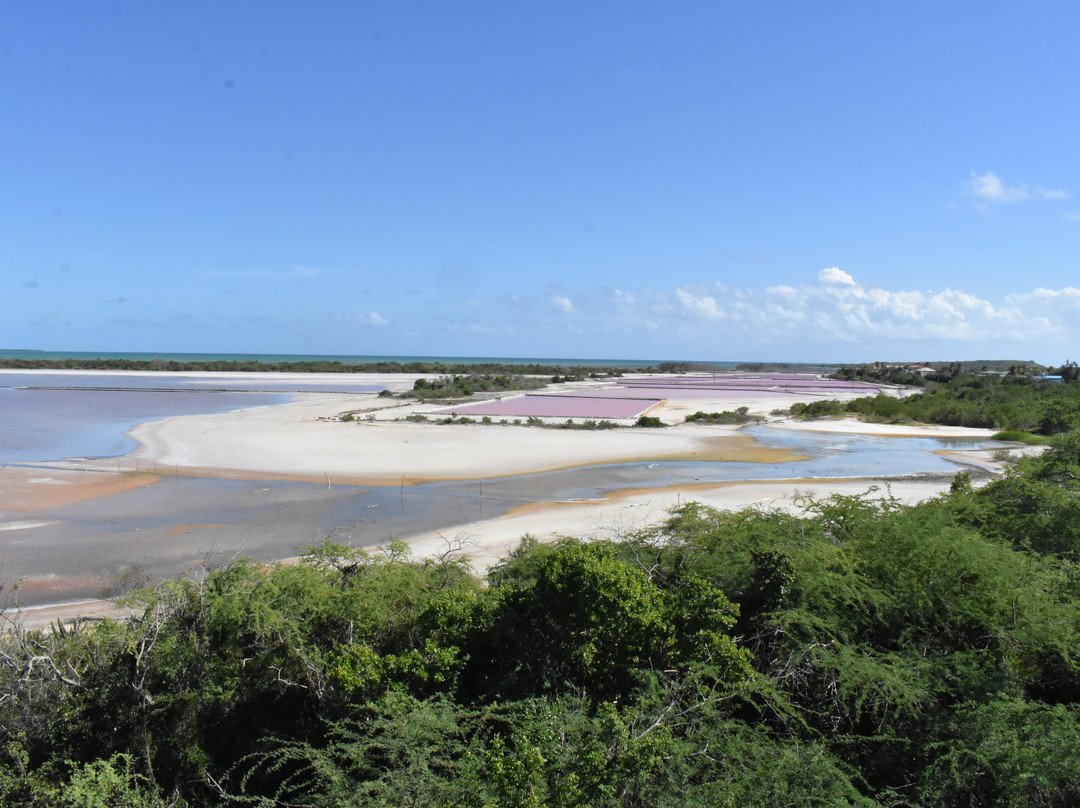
(0, 371, 381, 463)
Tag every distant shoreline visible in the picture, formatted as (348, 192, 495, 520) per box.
(0, 349, 691, 368)
(0, 349, 847, 374)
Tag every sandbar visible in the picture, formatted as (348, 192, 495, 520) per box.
(107, 374, 887, 483)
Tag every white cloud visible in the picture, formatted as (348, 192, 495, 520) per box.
(818, 267, 856, 286)
(965, 171, 1070, 206)
(1006, 287, 1080, 317)
(333, 311, 388, 327)
(609, 288, 636, 311)
(1041, 188, 1072, 201)
(1064, 213, 1080, 222)
(361, 311, 388, 327)
(660, 268, 1068, 350)
(551, 295, 575, 314)
(968, 171, 1030, 203)
(676, 288, 725, 320)
(445, 270, 1080, 362)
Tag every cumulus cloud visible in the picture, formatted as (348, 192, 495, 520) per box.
(661, 268, 1070, 350)
(1006, 287, 1080, 316)
(551, 295, 575, 314)
(965, 171, 1070, 207)
(818, 267, 856, 286)
(676, 288, 726, 320)
(356, 311, 388, 327)
(440, 270, 1080, 360)
(607, 288, 636, 311)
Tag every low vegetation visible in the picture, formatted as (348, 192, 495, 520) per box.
(634, 415, 665, 427)
(685, 406, 762, 424)
(547, 419, 620, 430)
(400, 374, 549, 400)
(777, 362, 1080, 436)
(789, 399, 847, 419)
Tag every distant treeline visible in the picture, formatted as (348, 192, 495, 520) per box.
(401, 373, 550, 399)
(735, 362, 838, 373)
(0, 357, 647, 376)
(832, 359, 1052, 387)
(798, 362, 1080, 433)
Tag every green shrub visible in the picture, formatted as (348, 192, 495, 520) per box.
(635, 415, 665, 427)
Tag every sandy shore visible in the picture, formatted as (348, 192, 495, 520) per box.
(402, 472, 979, 576)
(766, 416, 999, 439)
(3, 371, 1015, 628)
(123, 405, 805, 483)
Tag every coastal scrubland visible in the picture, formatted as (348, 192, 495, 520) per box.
(3, 363, 1080, 806)
(808, 362, 1080, 435)
(2, 432, 1080, 806)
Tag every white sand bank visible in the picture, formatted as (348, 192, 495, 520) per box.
(767, 416, 999, 438)
(404, 475, 965, 576)
(126, 398, 795, 483)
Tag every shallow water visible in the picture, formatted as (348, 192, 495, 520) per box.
(0, 372, 383, 463)
(0, 385, 288, 463)
(0, 383, 1006, 606)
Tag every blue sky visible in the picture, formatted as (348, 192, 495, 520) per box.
(3, 1, 1078, 363)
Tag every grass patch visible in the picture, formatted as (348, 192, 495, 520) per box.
(992, 430, 1051, 444)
